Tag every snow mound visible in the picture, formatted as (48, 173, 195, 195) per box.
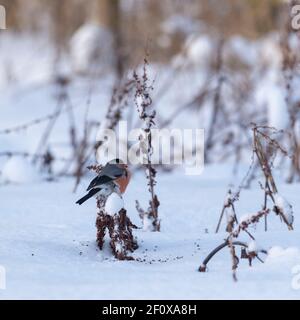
(105, 193, 124, 215)
(266, 86, 289, 130)
(185, 35, 213, 67)
(247, 240, 258, 253)
(161, 15, 200, 35)
(225, 36, 258, 66)
(258, 35, 282, 69)
(266, 246, 300, 265)
(70, 23, 114, 74)
(1, 157, 39, 184)
(274, 194, 294, 226)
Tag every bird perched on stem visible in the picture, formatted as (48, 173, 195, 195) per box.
(76, 159, 131, 205)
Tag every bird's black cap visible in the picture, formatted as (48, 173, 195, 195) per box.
(109, 158, 124, 164)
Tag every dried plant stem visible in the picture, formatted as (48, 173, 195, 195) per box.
(215, 190, 239, 233)
(95, 194, 138, 260)
(253, 127, 278, 194)
(87, 166, 138, 260)
(205, 125, 293, 280)
(228, 238, 238, 282)
(205, 40, 225, 162)
(252, 125, 293, 230)
(134, 57, 160, 231)
(199, 240, 267, 273)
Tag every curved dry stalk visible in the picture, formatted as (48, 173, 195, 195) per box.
(199, 240, 267, 273)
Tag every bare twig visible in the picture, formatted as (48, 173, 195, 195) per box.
(134, 57, 160, 231)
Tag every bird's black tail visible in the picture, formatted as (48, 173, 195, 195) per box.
(76, 188, 101, 205)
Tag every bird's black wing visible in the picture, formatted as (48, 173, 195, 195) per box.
(76, 188, 101, 205)
(86, 174, 114, 191)
(86, 164, 125, 191)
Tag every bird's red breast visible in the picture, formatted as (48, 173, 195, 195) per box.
(115, 166, 131, 194)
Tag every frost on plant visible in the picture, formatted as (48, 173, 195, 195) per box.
(273, 194, 294, 227)
(200, 125, 294, 280)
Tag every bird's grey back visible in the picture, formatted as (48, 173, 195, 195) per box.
(100, 163, 124, 178)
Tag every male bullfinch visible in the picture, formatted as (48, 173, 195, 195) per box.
(76, 159, 131, 205)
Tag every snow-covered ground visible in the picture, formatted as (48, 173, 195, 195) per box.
(1, 31, 300, 300)
(0, 165, 300, 300)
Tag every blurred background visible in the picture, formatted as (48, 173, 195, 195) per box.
(2, 1, 300, 300)
(0, 0, 300, 186)
(0, 0, 291, 71)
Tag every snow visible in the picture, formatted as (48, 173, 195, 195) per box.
(1, 31, 300, 300)
(239, 213, 254, 224)
(223, 191, 236, 227)
(266, 85, 289, 130)
(0, 33, 54, 89)
(224, 191, 232, 207)
(70, 23, 114, 75)
(161, 15, 200, 35)
(105, 193, 124, 216)
(274, 194, 294, 225)
(1, 157, 39, 184)
(0, 165, 300, 299)
(115, 243, 122, 253)
(142, 215, 154, 232)
(258, 34, 282, 69)
(266, 246, 300, 266)
(247, 240, 258, 253)
(185, 35, 213, 67)
(254, 72, 289, 131)
(225, 36, 258, 66)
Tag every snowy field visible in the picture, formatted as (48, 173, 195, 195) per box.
(0, 31, 300, 300)
(0, 165, 300, 300)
